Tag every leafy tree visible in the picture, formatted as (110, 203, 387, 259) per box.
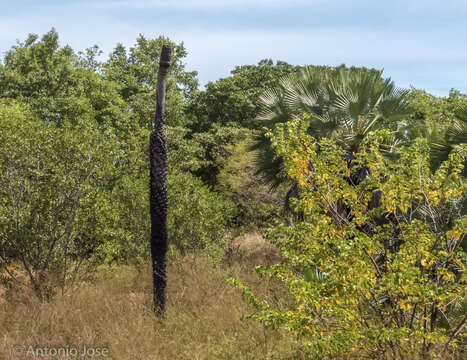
(192, 124, 249, 185)
(104, 35, 198, 129)
(0, 102, 121, 300)
(216, 135, 283, 227)
(0, 29, 129, 130)
(186, 59, 298, 132)
(166, 126, 206, 172)
(231, 119, 466, 359)
(167, 170, 235, 258)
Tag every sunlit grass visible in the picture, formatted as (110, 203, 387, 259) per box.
(0, 252, 299, 360)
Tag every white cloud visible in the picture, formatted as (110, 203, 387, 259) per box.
(87, 0, 328, 10)
(0, 1, 465, 96)
(81, 0, 467, 12)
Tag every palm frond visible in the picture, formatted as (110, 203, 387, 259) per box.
(253, 65, 409, 186)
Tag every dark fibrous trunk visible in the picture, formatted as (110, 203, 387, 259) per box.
(149, 45, 171, 314)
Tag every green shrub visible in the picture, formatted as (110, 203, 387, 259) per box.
(168, 170, 236, 259)
(216, 136, 283, 227)
(0, 102, 121, 300)
(231, 119, 467, 359)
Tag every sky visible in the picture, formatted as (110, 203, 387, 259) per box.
(0, 0, 466, 96)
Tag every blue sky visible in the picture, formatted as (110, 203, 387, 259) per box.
(1, 0, 466, 95)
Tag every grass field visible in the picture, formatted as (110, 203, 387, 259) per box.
(1, 233, 464, 360)
(0, 234, 301, 360)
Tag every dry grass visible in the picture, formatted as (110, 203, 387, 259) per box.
(3, 232, 460, 359)
(0, 251, 300, 360)
(228, 230, 281, 266)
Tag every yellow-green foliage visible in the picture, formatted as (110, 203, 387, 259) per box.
(231, 118, 467, 359)
(217, 136, 283, 226)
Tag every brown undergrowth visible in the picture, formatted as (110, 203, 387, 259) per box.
(0, 242, 300, 360)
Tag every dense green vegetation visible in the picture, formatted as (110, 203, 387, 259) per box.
(0, 29, 465, 359)
(232, 122, 466, 358)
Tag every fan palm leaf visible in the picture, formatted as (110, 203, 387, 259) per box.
(254, 65, 409, 188)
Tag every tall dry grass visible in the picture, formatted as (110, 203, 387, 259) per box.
(0, 251, 300, 360)
(3, 231, 461, 359)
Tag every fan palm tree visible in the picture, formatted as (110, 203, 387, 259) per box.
(254, 66, 409, 191)
(411, 103, 467, 218)
(416, 104, 467, 176)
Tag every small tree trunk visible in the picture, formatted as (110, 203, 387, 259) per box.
(149, 45, 171, 314)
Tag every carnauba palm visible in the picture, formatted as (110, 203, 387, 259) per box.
(254, 65, 409, 189)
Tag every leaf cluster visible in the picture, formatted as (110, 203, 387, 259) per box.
(232, 118, 467, 359)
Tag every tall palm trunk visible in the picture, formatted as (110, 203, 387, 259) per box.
(149, 45, 171, 314)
